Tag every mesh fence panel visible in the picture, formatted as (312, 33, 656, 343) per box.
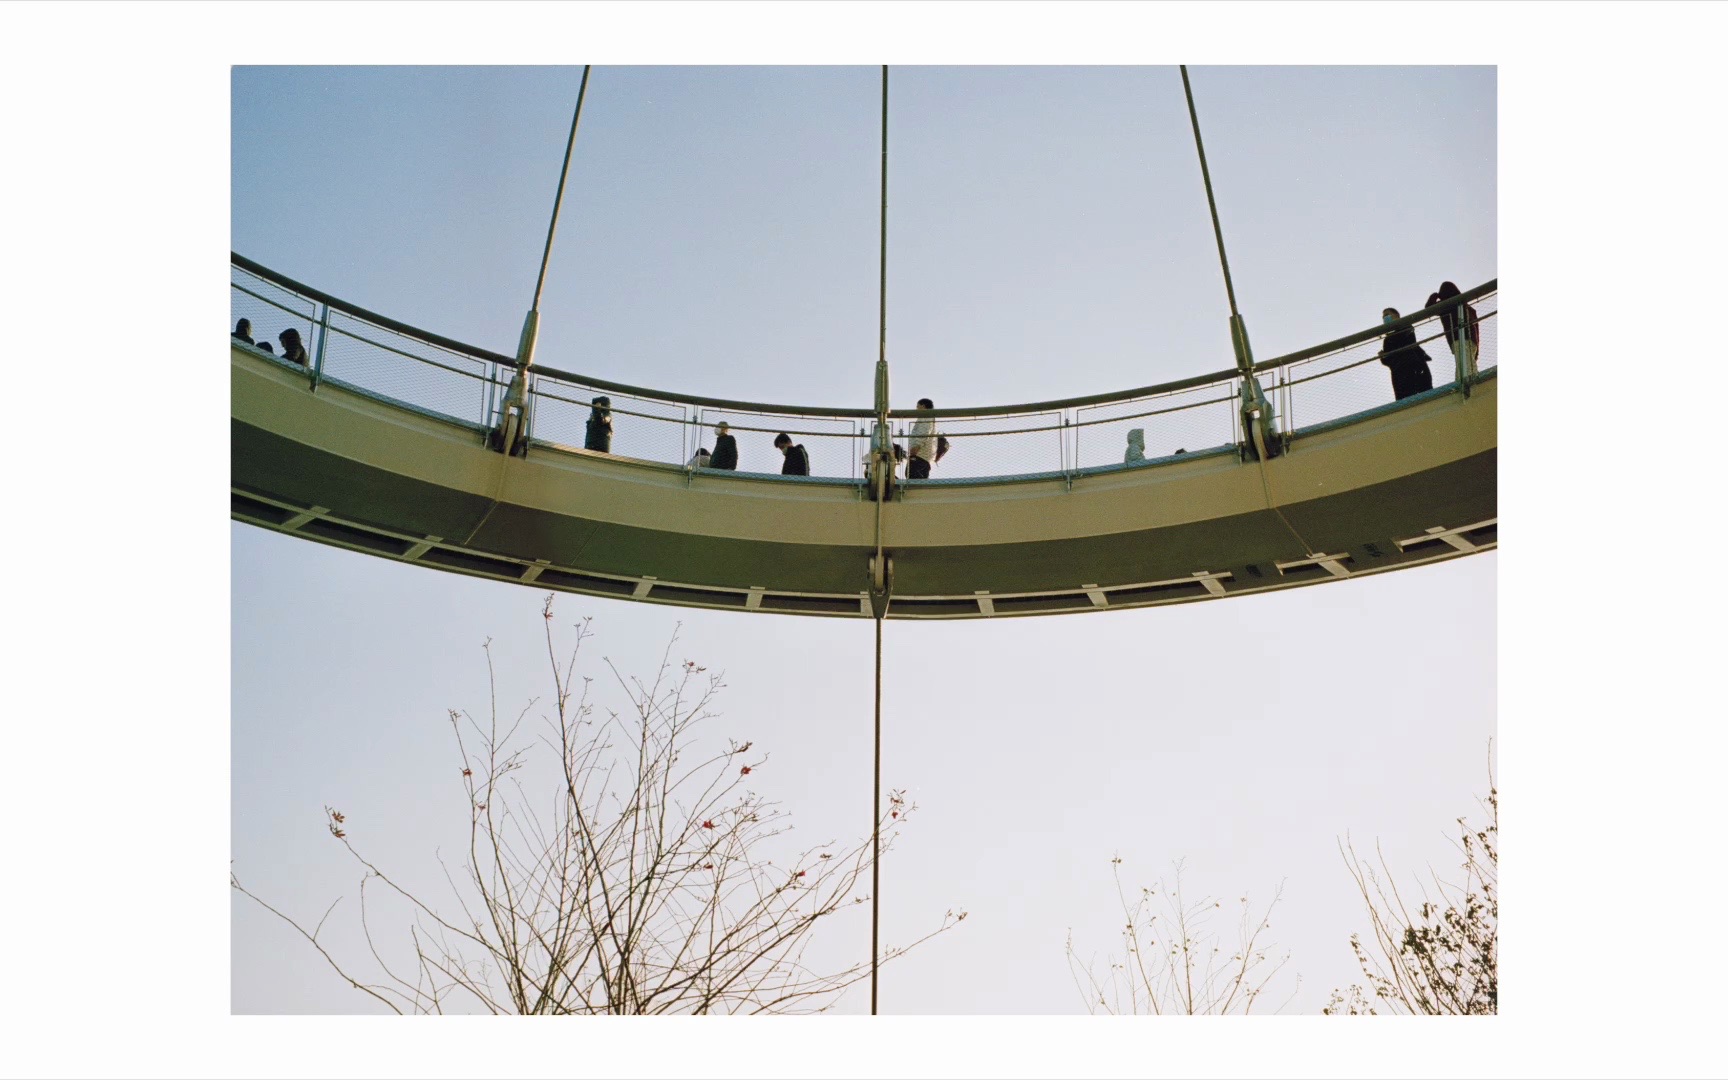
(1074, 383, 1238, 467)
(1475, 298, 1498, 374)
(1285, 319, 1447, 432)
(230, 267, 316, 358)
(1282, 292, 1498, 432)
(528, 375, 692, 465)
(894, 411, 1066, 479)
(320, 311, 494, 426)
(697, 408, 866, 478)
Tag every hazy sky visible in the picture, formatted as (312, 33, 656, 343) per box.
(231, 63, 1497, 1016)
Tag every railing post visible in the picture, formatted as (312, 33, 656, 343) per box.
(1278, 366, 1291, 448)
(310, 303, 330, 392)
(1062, 414, 1073, 489)
(1452, 298, 1477, 398)
(523, 372, 537, 447)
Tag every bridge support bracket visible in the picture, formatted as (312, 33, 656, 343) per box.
(867, 554, 893, 619)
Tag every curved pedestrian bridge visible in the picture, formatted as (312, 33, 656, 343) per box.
(231, 256, 1496, 619)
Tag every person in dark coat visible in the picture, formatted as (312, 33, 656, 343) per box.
(256, 340, 274, 354)
(1377, 307, 1433, 401)
(584, 396, 613, 453)
(233, 318, 254, 345)
(708, 422, 739, 470)
(277, 327, 308, 366)
(1435, 280, 1481, 355)
(774, 432, 810, 476)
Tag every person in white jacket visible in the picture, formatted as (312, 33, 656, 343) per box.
(907, 398, 947, 480)
(1124, 428, 1146, 463)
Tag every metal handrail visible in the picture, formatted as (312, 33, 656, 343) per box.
(234, 256, 1494, 480)
(233, 251, 1492, 422)
(1282, 320, 1488, 389)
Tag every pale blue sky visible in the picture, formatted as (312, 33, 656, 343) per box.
(232, 63, 1497, 1016)
(5, 1, 1726, 1076)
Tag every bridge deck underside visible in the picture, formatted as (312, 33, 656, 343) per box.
(233, 410, 1495, 619)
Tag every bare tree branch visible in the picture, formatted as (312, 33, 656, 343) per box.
(235, 597, 963, 1014)
(1065, 858, 1295, 1015)
(1326, 761, 1497, 1017)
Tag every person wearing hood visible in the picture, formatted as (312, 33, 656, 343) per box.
(1124, 428, 1147, 463)
(774, 432, 810, 476)
(1376, 307, 1433, 401)
(585, 396, 613, 453)
(708, 421, 739, 470)
(1435, 280, 1481, 378)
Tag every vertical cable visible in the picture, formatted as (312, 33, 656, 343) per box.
(871, 611, 883, 1015)
(869, 61, 888, 1020)
(531, 65, 593, 314)
(877, 65, 889, 377)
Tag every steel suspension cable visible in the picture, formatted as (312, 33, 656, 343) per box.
(1179, 65, 1314, 555)
(869, 62, 888, 1019)
(871, 606, 884, 1014)
(1179, 65, 1241, 327)
(531, 65, 593, 316)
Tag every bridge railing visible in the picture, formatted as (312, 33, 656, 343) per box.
(232, 256, 1496, 484)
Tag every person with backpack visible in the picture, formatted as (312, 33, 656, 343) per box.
(907, 398, 950, 480)
(774, 432, 810, 476)
(1435, 280, 1482, 380)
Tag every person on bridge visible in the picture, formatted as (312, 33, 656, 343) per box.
(688, 446, 712, 469)
(709, 422, 739, 470)
(774, 432, 810, 476)
(233, 318, 254, 346)
(277, 327, 308, 366)
(585, 396, 613, 453)
(907, 398, 949, 480)
(256, 340, 274, 354)
(1124, 428, 1147, 463)
(1376, 307, 1433, 401)
(1434, 280, 1481, 375)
